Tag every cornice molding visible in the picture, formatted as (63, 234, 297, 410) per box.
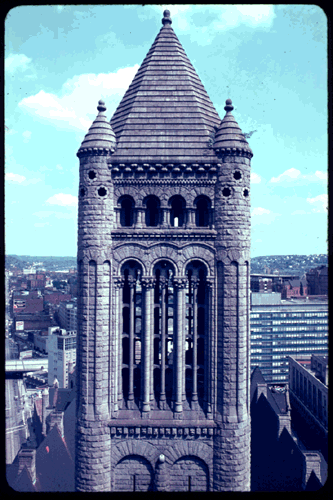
(109, 162, 220, 177)
(111, 230, 217, 241)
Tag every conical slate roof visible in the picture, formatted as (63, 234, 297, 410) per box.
(110, 10, 221, 163)
(213, 99, 253, 156)
(77, 100, 116, 155)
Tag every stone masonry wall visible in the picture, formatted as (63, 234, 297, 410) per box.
(110, 432, 213, 492)
(213, 154, 251, 490)
(75, 153, 114, 491)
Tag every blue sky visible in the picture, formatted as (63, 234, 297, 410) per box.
(5, 5, 327, 258)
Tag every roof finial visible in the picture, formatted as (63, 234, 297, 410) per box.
(162, 9, 172, 26)
(97, 99, 106, 113)
(224, 99, 234, 113)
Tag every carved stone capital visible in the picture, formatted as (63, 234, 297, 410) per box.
(159, 277, 167, 289)
(127, 275, 136, 288)
(141, 277, 155, 289)
(205, 278, 214, 289)
(173, 277, 187, 289)
(114, 277, 125, 289)
(191, 276, 199, 289)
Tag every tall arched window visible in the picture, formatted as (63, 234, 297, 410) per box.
(185, 260, 208, 410)
(120, 261, 142, 409)
(195, 196, 211, 227)
(144, 196, 160, 227)
(170, 195, 186, 227)
(152, 261, 175, 409)
(120, 196, 135, 227)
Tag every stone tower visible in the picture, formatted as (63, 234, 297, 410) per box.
(75, 10, 252, 492)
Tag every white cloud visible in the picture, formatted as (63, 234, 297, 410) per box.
(251, 172, 261, 184)
(46, 193, 78, 207)
(306, 194, 328, 213)
(56, 164, 63, 171)
(314, 170, 327, 181)
(22, 131, 32, 143)
(5, 172, 26, 184)
(5, 53, 32, 73)
(252, 207, 270, 216)
(270, 168, 301, 183)
(251, 206, 280, 226)
(270, 168, 327, 185)
(19, 65, 140, 131)
(145, 5, 276, 46)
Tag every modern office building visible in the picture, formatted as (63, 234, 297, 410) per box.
(288, 354, 328, 431)
(48, 328, 77, 388)
(250, 293, 328, 383)
(58, 300, 77, 331)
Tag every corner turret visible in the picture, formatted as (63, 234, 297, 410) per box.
(77, 100, 116, 158)
(213, 99, 253, 158)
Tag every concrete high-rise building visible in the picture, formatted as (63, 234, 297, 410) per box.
(48, 328, 77, 388)
(75, 10, 252, 492)
(58, 300, 77, 331)
(250, 293, 328, 383)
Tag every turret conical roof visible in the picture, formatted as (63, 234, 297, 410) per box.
(110, 10, 221, 163)
(77, 100, 116, 155)
(213, 99, 253, 156)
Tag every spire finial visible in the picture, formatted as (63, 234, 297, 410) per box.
(162, 9, 172, 26)
(224, 99, 234, 113)
(97, 99, 106, 113)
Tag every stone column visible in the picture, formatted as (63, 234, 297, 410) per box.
(161, 207, 169, 228)
(136, 207, 145, 228)
(141, 277, 154, 416)
(205, 279, 213, 418)
(115, 207, 120, 226)
(159, 277, 167, 409)
(127, 276, 136, 409)
(173, 277, 186, 418)
(191, 277, 199, 409)
(187, 208, 195, 228)
(113, 278, 123, 414)
(117, 278, 124, 409)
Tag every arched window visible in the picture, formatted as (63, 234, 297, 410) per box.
(120, 197, 134, 227)
(145, 196, 160, 227)
(185, 260, 208, 410)
(120, 261, 143, 407)
(195, 197, 211, 227)
(170, 195, 186, 227)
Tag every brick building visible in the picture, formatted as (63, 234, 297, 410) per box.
(306, 265, 328, 295)
(75, 10, 252, 492)
(281, 278, 308, 299)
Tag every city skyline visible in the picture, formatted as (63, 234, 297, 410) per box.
(5, 5, 327, 257)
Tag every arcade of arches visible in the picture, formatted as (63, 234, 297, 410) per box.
(116, 259, 212, 415)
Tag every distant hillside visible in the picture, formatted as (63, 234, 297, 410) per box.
(251, 254, 327, 277)
(6, 255, 77, 270)
(6, 254, 327, 277)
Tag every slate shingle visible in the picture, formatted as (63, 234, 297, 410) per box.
(110, 20, 221, 163)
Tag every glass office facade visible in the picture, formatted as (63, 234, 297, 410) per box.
(250, 294, 328, 383)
